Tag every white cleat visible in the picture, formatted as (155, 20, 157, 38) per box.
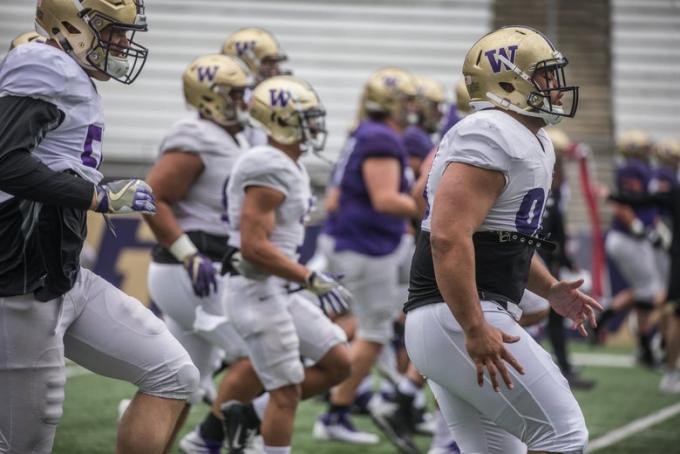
(178, 427, 223, 454)
(313, 414, 380, 445)
(659, 374, 680, 394)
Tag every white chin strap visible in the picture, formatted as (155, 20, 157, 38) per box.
(105, 55, 131, 79)
(481, 92, 563, 125)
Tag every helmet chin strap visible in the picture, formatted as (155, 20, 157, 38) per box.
(484, 92, 563, 125)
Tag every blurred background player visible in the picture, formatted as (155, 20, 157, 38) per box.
(404, 75, 445, 176)
(133, 54, 257, 451)
(439, 79, 472, 137)
(314, 67, 420, 449)
(602, 130, 666, 367)
(0, 1, 200, 453)
(223, 75, 351, 454)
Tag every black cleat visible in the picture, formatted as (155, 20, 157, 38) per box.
(369, 392, 422, 454)
(221, 400, 261, 454)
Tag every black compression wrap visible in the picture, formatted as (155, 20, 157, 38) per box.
(0, 96, 93, 209)
(404, 230, 553, 313)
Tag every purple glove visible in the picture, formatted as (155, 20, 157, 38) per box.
(184, 253, 218, 297)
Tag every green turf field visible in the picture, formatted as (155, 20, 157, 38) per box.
(53, 345, 680, 453)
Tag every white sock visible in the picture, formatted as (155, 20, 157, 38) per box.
(253, 393, 270, 421)
(397, 376, 419, 397)
(431, 408, 456, 448)
(263, 446, 290, 454)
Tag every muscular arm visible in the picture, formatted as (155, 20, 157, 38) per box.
(0, 96, 94, 209)
(240, 185, 309, 283)
(363, 156, 417, 218)
(143, 150, 204, 247)
(430, 162, 504, 335)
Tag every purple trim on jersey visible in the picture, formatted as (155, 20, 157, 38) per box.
(439, 105, 462, 137)
(332, 120, 408, 256)
(655, 166, 679, 190)
(612, 157, 657, 232)
(403, 125, 434, 160)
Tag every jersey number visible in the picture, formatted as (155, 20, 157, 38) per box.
(81, 124, 103, 168)
(515, 188, 545, 235)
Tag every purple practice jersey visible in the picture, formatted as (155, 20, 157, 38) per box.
(439, 104, 462, 137)
(612, 157, 657, 232)
(654, 165, 679, 192)
(403, 125, 434, 161)
(332, 120, 409, 256)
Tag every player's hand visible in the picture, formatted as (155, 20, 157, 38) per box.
(548, 278, 604, 336)
(304, 271, 352, 315)
(94, 179, 156, 214)
(465, 322, 524, 392)
(183, 253, 217, 297)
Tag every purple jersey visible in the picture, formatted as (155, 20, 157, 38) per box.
(332, 120, 409, 256)
(654, 165, 679, 191)
(613, 157, 657, 232)
(439, 105, 462, 137)
(403, 125, 434, 160)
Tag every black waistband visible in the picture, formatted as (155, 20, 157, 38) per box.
(152, 230, 229, 264)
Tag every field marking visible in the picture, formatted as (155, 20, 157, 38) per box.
(571, 352, 635, 368)
(587, 401, 680, 452)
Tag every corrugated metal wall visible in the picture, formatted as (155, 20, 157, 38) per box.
(0, 0, 492, 180)
(611, 0, 680, 140)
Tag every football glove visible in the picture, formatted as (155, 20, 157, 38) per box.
(183, 253, 218, 297)
(94, 179, 156, 214)
(169, 234, 218, 297)
(304, 271, 352, 315)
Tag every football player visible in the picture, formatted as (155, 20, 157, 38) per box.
(0, 1, 199, 453)
(439, 79, 472, 137)
(404, 26, 601, 453)
(223, 75, 351, 454)
(121, 54, 260, 450)
(604, 130, 666, 366)
(222, 27, 288, 82)
(404, 75, 445, 176)
(314, 67, 420, 450)
(8, 31, 47, 51)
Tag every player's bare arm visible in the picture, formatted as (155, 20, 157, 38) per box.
(144, 150, 204, 247)
(363, 156, 418, 219)
(240, 185, 309, 283)
(430, 162, 524, 391)
(527, 254, 602, 336)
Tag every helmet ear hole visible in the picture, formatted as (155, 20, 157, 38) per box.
(61, 21, 81, 34)
(499, 82, 515, 93)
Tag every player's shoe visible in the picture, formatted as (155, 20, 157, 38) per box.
(179, 427, 223, 454)
(369, 393, 421, 454)
(414, 408, 436, 435)
(427, 441, 461, 454)
(659, 373, 680, 394)
(222, 400, 261, 453)
(313, 412, 380, 445)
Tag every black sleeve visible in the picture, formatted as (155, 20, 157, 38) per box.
(0, 96, 94, 209)
(608, 191, 672, 209)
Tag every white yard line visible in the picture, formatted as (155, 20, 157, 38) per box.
(572, 352, 635, 368)
(587, 401, 680, 452)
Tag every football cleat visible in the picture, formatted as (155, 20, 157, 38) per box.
(178, 428, 222, 454)
(313, 412, 380, 445)
(222, 400, 261, 454)
(369, 393, 422, 454)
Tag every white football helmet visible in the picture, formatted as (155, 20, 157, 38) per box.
(249, 75, 326, 152)
(35, 0, 148, 84)
(463, 25, 578, 125)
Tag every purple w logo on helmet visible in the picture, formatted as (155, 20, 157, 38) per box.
(235, 40, 256, 56)
(197, 66, 219, 82)
(383, 76, 398, 87)
(270, 89, 292, 107)
(485, 45, 519, 73)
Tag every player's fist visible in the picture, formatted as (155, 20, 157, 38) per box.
(305, 271, 352, 315)
(184, 253, 218, 297)
(94, 179, 156, 214)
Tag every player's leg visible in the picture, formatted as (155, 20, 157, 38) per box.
(0, 295, 69, 454)
(405, 302, 588, 454)
(63, 269, 198, 454)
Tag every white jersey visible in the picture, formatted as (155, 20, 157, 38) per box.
(227, 145, 312, 259)
(159, 115, 250, 235)
(0, 42, 104, 204)
(422, 109, 555, 235)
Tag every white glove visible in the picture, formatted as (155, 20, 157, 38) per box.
(94, 179, 155, 214)
(304, 271, 352, 315)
